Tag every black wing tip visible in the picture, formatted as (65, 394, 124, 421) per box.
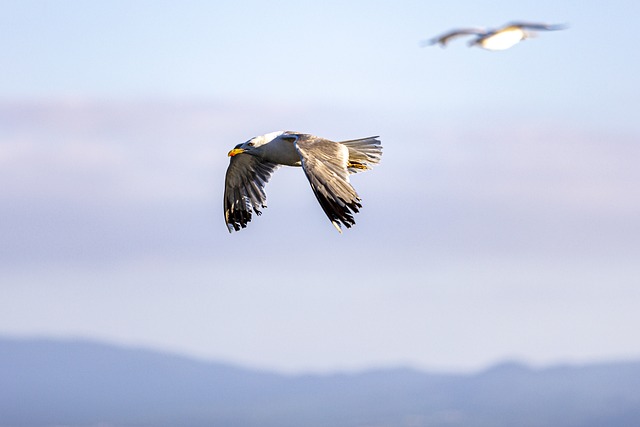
(225, 202, 269, 232)
(318, 195, 362, 231)
(225, 208, 252, 233)
(226, 219, 249, 233)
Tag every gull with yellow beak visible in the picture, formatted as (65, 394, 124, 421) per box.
(224, 131, 382, 233)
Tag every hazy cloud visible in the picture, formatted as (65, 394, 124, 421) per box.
(1, 98, 639, 372)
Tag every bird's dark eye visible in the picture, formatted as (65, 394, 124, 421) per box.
(247, 142, 255, 147)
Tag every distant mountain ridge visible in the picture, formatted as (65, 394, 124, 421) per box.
(1, 337, 640, 427)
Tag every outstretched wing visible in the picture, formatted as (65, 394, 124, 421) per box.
(224, 153, 280, 232)
(292, 134, 362, 233)
(504, 21, 568, 31)
(421, 28, 487, 47)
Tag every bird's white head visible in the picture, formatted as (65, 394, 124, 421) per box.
(227, 131, 287, 157)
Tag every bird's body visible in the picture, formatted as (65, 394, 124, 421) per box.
(224, 131, 381, 233)
(472, 25, 528, 51)
(249, 130, 303, 166)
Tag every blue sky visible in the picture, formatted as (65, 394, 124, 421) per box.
(1, 1, 640, 373)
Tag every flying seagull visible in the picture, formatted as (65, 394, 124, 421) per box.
(423, 21, 567, 51)
(224, 131, 382, 233)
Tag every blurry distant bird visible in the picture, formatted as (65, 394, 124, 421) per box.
(423, 21, 568, 51)
(224, 131, 382, 233)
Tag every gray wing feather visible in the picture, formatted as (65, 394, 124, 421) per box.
(504, 21, 568, 31)
(294, 135, 362, 232)
(224, 153, 280, 232)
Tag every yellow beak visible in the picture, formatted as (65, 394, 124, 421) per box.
(228, 148, 245, 157)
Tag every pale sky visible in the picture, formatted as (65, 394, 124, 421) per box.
(1, 1, 639, 373)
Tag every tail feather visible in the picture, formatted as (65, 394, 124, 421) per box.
(340, 136, 382, 173)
